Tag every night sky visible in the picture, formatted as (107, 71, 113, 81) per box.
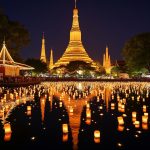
(0, 0, 150, 63)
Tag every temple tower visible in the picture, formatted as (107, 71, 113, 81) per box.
(103, 46, 111, 74)
(49, 49, 54, 70)
(40, 33, 47, 63)
(54, 1, 96, 68)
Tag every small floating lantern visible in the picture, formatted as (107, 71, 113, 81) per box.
(62, 124, 68, 134)
(142, 115, 148, 124)
(86, 103, 90, 109)
(4, 123, 12, 134)
(143, 105, 147, 113)
(59, 102, 62, 107)
(27, 106, 32, 111)
(69, 106, 73, 115)
(132, 112, 137, 118)
(94, 130, 100, 143)
(134, 121, 140, 128)
(86, 109, 91, 119)
(117, 117, 124, 125)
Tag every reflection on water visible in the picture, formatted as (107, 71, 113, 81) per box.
(0, 81, 150, 149)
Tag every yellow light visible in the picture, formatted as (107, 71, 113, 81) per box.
(94, 130, 100, 143)
(117, 116, 124, 125)
(132, 112, 136, 118)
(4, 123, 12, 134)
(142, 115, 148, 124)
(62, 124, 68, 134)
(134, 121, 140, 128)
(27, 106, 32, 111)
(86, 109, 91, 119)
(143, 105, 147, 112)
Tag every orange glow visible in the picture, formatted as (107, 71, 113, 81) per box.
(117, 125, 124, 132)
(27, 110, 31, 116)
(62, 133, 68, 142)
(4, 123, 12, 134)
(85, 118, 91, 125)
(4, 133, 11, 142)
(142, 123, 148, 130)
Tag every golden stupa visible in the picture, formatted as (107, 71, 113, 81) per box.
(54, 2, 96, 68)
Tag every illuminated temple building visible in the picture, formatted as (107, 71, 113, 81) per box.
(0, 41, 34, 77)
(53, 4, 96, 68)
(40, 1, 112, 73)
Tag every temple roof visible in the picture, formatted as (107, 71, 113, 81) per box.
(0, 41, 34, 70)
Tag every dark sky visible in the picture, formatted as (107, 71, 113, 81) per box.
(0, 0, 150, 63)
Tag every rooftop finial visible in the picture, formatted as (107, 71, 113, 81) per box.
(3, 36, 5, 45)
(75, 0, 77, 8)
(42, 32, 45, 39)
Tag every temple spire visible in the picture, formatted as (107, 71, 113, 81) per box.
(40, 32, 47, 63)
(53, 0, 96, 68)
(103, 46, 111, 74)
(49, 49, 54, 70)
(75, 0, 77, 8)
(0, 40, 14, 65)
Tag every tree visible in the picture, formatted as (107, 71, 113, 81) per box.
(25, 58, 48, 74)
(122, 32, 150, 72)
(66, 61, 95, 73)
(0, 9, 30, 62)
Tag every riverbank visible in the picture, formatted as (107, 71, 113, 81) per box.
(0, 76, 150, 87)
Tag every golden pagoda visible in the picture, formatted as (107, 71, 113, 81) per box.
(40, 33, 47, 63)
(54, 1, 96, 68)
(103, 46, 111, 74)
